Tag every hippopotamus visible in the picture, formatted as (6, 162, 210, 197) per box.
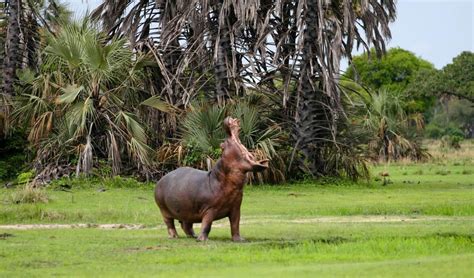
(154, 117, 269, 241)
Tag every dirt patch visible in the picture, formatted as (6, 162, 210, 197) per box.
(0, 216, 471, 230)
(282, 215, 471, 224)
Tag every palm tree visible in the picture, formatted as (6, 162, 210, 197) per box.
(91, 0, 397, 179)
(14, 20, 154, 182)
(363, 90, 426, 161)
(2, 0, 20, 98)
(0, 0, 69, 136)
(0, 0, 20, 137)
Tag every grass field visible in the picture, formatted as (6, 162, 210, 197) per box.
(1, 159, 473, 276)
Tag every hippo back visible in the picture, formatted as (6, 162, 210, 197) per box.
(154, 167, 211, 221)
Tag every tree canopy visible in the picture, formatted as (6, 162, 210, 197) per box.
(345, 47, 434, 93)
(407, 51, 474, 102)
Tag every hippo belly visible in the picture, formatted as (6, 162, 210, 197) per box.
(155, 167, 212, 222)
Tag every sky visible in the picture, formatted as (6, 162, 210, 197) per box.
(68, 0, 473, 69)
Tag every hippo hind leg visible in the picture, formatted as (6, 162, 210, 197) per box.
(179, 221, 196, 238)
(163, 217, 178, 239)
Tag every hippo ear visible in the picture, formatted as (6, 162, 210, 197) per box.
(220, 143, 225, 150)
(251, 159, 269, 172)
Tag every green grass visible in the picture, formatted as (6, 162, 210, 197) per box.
(0, 162, 473, 277)
(1, 222, 472, 277)
(1, 182, 472, 224)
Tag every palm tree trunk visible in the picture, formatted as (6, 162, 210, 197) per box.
(2, 0, 21, 97)
(0, 2, 7, 75)
(294, 0, 333, 175)
(212, 2, 237, 106)
(24, 11, 38, 69)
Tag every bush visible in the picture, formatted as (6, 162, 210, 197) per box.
(425, 122, 465, 140)
(0, 131, 28, 181)
(425, 124, 444, 139)
(102, 176, 153, 189)
(17, 170, 35, 184)
(7, 186, 49, 204)
(441, 135, 463, 149)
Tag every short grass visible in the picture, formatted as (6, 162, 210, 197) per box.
(0, 161, 473, 277)
(1, 221, 473, 277)
(1, 163, 473, 224)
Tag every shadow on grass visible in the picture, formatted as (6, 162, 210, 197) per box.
(434, 232, 474, 242)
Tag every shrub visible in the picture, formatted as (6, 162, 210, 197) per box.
(17, 170, 35, 184)
(7, 186, 49, 204)
(0, 131, 28, 181)
(101, 176, 153, 189)
(425, 124, 444, 139)
(441, 135, 463, 149)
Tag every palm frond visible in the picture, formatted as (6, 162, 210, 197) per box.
(56, 84, 84, 104)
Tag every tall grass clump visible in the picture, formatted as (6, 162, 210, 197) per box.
(7, 186, 49, 204)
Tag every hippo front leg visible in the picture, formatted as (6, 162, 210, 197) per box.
(229, 208, 244, 242)
(197, 213, 215, 241)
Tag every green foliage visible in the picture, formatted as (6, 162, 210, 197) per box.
(441, 51, 474, 101)
(0, 155, 25, 182)
(346, 48, 435, 115)
(356, 90, 427, 161)
(440, 135, 463, 150)
(410, 51, 474, 102)
(16, 170, 35, 184)
(0, 131, 28, 181)
(182, 104, 227, 155)
(13, 19, 154, 179)
(346, 48, 434, 93)
(407, 52, 473, 135)
(180, 100, 287, 183)
(101, 176, 153, 189)
(424, 98, 474, 139)
(425, 123, 465, 139)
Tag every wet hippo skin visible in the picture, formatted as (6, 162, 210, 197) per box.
(154, 117, 269, 241)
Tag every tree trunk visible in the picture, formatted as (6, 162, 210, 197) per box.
(2, 0, 21, 97)
(0, 2, 7, 77)
(24, 11, 39, 69)
(294, 0, 333, 175)
(212, 2, 237, 106)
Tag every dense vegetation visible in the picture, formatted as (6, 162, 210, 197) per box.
(0, 1, 472, 185)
